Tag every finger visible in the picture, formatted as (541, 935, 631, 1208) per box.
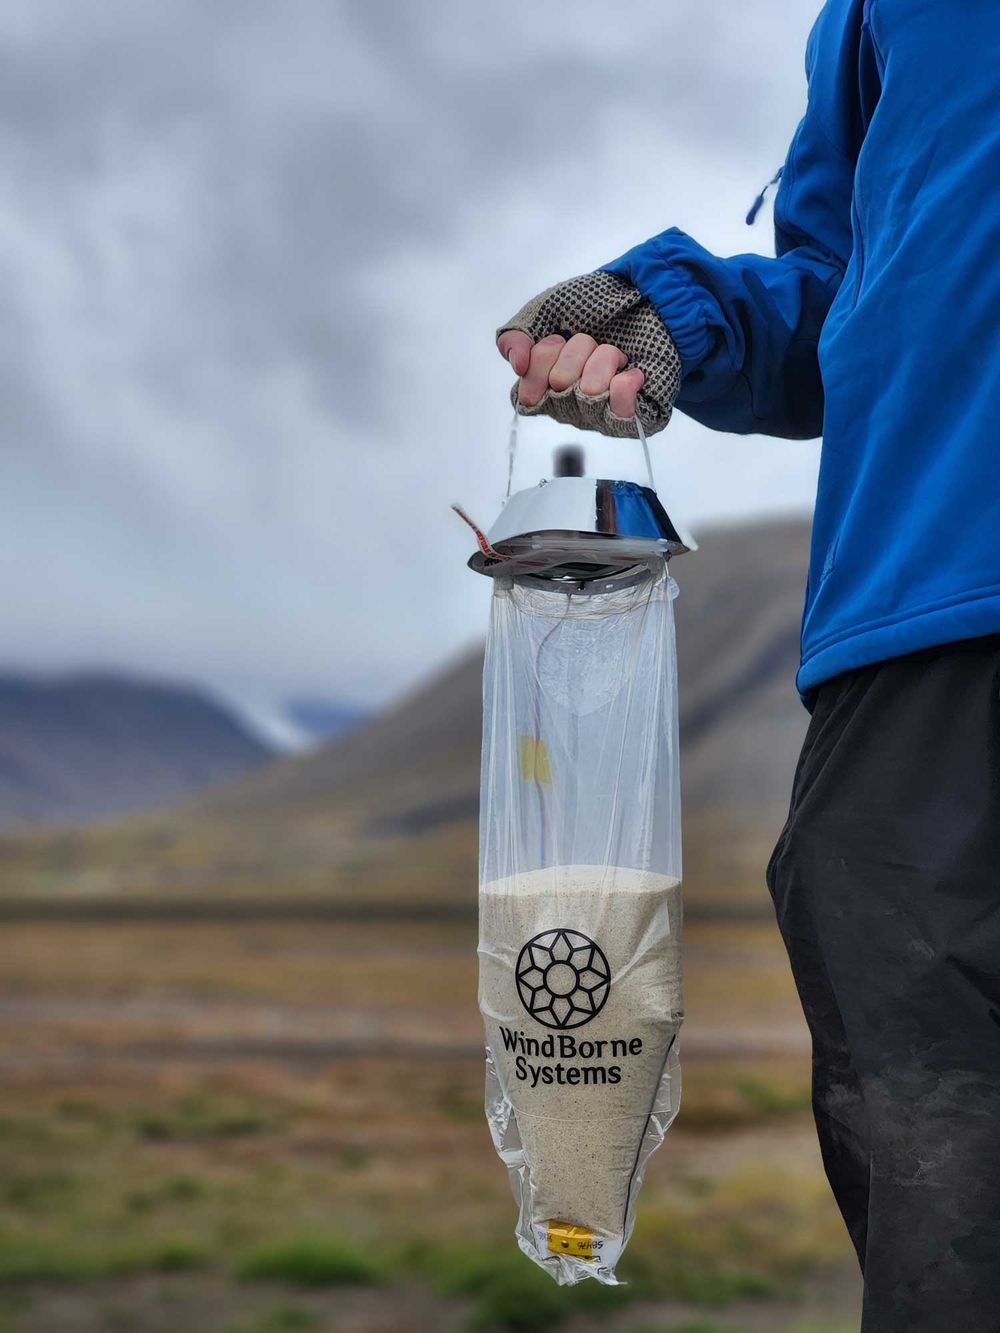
(608, 367, 645, 419)
(548, 333, 598, 392)
(497, 329, 533, 376)
(518, 335, 565, 407)
(579, 343, 628, 397)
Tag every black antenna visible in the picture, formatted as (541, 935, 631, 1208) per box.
(553, 444, 585, 478)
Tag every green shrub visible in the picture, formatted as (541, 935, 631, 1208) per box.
(429, 1247, 638, 1332)
(0, 1235, 206, 1283)
(3, 1170, 73, 1209)
(630, 1323, 742, 1333)
(141, 1241, 209, 1274)
(339, 1145, 370, 1170)
(236, 1237, 378, 1287)
(135, 1109, 267, 1142)
(622, 1248, 777, 1307)
(465, 1268, 570, 1333)
(732, 1076, 811, 1117)
(0, 1244, 89, 1284)
(227, 1306, 323, 1333)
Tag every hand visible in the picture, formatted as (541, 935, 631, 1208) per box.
(495, 271, 681, 438)
(496, 330, 646, 420)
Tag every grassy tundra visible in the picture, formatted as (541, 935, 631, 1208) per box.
(0, 913, 858, 1332)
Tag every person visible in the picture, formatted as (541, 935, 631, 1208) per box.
(495, 2, 1000, 1329)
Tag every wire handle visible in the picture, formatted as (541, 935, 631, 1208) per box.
(504, 408, 519, 502)
(635, 414, 655, 491)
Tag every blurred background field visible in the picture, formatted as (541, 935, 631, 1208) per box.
(0, 1, 858, 1329)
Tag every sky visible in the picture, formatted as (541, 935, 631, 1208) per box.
(0, 0, 824, 728)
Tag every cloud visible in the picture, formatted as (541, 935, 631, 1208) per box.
(0, 0, 823, 706)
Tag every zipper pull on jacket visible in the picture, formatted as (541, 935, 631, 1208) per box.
(746, 166, 784, 225)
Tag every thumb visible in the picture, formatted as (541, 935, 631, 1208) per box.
(496, 329, 533, 377)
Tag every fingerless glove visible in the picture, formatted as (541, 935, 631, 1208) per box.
(498, 271, 681, 438)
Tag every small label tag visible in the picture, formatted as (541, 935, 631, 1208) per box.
(546, 1221, 596, 1260)
(519, 736, 551, 784)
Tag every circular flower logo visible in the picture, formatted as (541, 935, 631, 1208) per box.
(515, 928, 611, 1030)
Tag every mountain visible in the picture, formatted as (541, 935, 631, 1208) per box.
(284, 698, 368, 744)
(0, 517, 811, 902)
(0, 672, 271, 830)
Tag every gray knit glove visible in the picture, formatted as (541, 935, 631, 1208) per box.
(498, 271, 681, 438)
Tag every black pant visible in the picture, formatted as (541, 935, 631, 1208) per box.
(767, 635, 1000, 1332)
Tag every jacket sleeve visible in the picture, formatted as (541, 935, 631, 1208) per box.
(601, 0, 870, 440)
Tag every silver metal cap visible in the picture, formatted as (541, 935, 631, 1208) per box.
(468, 476, 691, 584)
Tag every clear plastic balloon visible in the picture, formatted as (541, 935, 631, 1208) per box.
(478, 558, 683, 1285)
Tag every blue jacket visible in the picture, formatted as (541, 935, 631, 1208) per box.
(603, 0, 1000, 696)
